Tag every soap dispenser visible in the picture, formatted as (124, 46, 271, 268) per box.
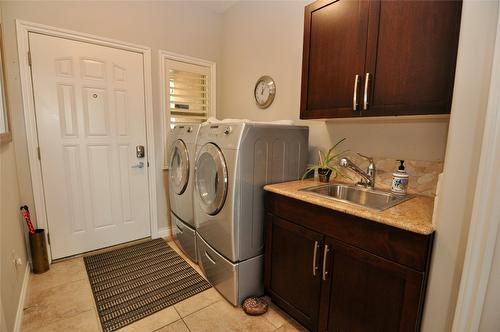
(391, 160, 409, 195)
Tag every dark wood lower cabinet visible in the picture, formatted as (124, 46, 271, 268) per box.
(265, 215, 323, 331)
(264, 192, 433, 332)
(320, 240, 424, 332)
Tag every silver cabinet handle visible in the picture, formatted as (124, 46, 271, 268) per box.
(363, 73, 371, 111)
(131, 161, 144, 169)
(312, 241, 319, 276)
(353, 74, 360, 111)
(322, 244, 330, 281)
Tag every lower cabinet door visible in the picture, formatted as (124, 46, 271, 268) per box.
(321, 238, 424, 332)
(265, 215, 323, 331)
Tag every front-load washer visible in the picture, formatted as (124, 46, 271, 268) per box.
(193, 122, 308, 305)
(168, 123, 200, 262)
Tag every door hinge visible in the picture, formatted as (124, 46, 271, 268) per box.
(28, 51, 32, 67)
(47, 233, 51, 245)
(147, 161, 150, 167)
(37, 147, 41, 160)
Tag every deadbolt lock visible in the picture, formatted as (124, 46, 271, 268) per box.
(136, 145, 145, 158)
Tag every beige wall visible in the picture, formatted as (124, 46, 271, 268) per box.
(219, 1, 450, 162)
(1, 303, 7, 332)
(0, 1, 223, 232)
(0, 141, 29, 331)
(477, 10, 500, 329)
(479, 224, 500, 331)
(1, 9, 29, 332)
(421, 1, 499, 331)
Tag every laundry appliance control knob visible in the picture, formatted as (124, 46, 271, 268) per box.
(223, 126, 232, 135)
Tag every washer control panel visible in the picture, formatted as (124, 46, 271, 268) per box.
(172, 124, 200, 144)
(197, 123, 245, 150)
(207, 125, 232, 136)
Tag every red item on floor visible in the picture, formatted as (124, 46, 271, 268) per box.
(20, 205, 36, 234)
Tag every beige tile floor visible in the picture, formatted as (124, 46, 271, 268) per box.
(21, 240, 306, 332)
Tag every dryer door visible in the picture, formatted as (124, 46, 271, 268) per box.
(195, 143, 228, 215)
(169, 139, 190, 195)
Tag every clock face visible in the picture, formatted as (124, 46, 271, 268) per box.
(254, 76, 276, 109)
(255, 81, 270, 104)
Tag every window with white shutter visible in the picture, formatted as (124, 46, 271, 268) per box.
(165, 59, 212, 128)
(160, 51, 216, 168)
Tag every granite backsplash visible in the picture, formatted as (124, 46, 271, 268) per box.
(330, 152, 443, 197)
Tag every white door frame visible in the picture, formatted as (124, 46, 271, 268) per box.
(16, 20, 159, 262)
(452, 5, 500, 331)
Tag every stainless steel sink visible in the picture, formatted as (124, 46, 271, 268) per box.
(300, 183, 414, 211)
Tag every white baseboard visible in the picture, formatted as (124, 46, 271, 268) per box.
(13, 263, 30, 332)
(158, 227, 172, 240)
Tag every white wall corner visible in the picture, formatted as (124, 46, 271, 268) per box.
(421, 2, 500, 331)
(13, 263, 30, 332)
(157, 227, 172, 241)
(452, 3, 500, 330)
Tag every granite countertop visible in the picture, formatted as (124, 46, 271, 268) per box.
(264, 179, 435, 235)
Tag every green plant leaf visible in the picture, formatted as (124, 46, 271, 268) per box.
(302, 138, 349, 180)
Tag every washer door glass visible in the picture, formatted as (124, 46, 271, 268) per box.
(195, 143, 228, 215)
(169, 139, 189, 195)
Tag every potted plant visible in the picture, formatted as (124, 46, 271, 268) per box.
(302, 138, 349, 183)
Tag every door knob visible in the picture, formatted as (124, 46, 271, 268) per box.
(131, 162, 144, 169)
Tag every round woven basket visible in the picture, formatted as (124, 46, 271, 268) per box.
(242, 297, 269, 316)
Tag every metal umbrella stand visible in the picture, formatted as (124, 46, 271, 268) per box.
(21, 206, 49, 274)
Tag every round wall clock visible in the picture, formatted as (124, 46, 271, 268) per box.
(254, 76, 276, 109)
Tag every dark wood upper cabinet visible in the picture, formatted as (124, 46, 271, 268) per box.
(301, 0, 370, 118)
(300, 0, 462, 119)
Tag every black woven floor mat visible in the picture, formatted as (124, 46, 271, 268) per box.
(84, 239, 211, 332)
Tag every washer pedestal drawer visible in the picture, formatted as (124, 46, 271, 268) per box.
(172, 212, 198, 263)
(196, 233, 264, 306)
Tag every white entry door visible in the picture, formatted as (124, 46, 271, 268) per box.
(29, 33, 151, 259)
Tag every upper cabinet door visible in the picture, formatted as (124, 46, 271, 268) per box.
(300, 0, 462, 119)
(300, 0, 370, 119)
(364, 0, 462, 116)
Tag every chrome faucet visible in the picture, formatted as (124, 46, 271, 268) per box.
(339, 153, 376, 189)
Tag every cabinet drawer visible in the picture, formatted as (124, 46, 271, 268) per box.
(266, 192, 432, 271)
(172, 213, 197, 263)
(197, 233, 264, 306)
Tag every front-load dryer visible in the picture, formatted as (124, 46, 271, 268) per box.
(193, 122, 308, 305)
(168, 123, 200, 262)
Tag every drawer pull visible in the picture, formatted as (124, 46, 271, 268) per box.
(353, 74, 360, 111)
(205, 251, 216, 264)
(312, 241, 319, 276)
(363, 73, 371, 111)
(322, 245, 330, 281)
